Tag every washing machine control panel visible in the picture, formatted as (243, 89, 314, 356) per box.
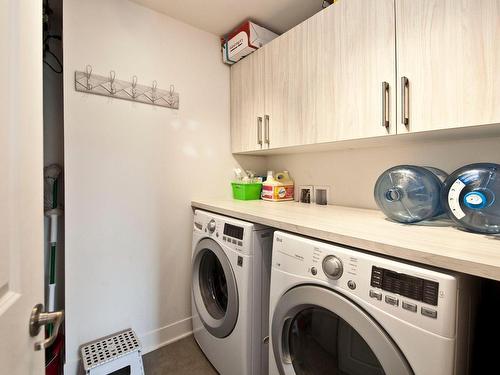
(193, 210, 262, 255)
(272, 231, 461, 338)
(371, 266, 439, 306)
(223, 223, 244, 240)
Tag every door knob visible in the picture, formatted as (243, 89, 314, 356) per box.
(29, 303, 64, 350)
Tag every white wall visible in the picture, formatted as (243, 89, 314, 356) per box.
(62, 1, 500, 373)
(266, 136, 500, 209)
(63, 1, 264, 372)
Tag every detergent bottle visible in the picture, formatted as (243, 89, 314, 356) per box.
(261, 171, 294, 202)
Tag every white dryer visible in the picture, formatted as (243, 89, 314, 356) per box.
(192, 210, 273, 375)
(269, 231, 477, 375)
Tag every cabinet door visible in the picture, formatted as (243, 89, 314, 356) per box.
(264, 23, 318, 149)
(316, 0, 397, 142)
(396, 0, 500, 133)
(230, 49, 265, 153)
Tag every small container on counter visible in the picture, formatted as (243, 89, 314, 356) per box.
(261, 171, 294, 202)
(231, 182, 262, 200)
(231, 168, 262, 200)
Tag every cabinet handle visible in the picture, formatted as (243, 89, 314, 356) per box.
(401, 76, 409, 126)
(381, 82, 389, 128)
(257, 116, 263, 145)
(264, 115, 270, 145)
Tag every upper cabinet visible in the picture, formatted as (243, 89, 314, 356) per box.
(230, 0, 500, 153)
(315, 0, 396, 142)
(264, 21, 318, 149)
(230, 49, 265, 153)
(396, 0, 500, 133)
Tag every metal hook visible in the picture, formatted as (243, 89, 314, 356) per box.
(109, 70, 116, 94)
(131, 75, 138, 98)
(166, 84, 176, 106)
(151, 80, 158, 102)
(85, 65, 93, 90)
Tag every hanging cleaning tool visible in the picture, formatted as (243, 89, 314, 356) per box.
(44, 164, 63, 334)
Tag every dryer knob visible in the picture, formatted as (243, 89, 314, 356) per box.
(322, 255, 343, 280)
(207, 219, 216, 233)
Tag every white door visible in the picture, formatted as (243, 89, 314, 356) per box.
(0, 1, 45, 374)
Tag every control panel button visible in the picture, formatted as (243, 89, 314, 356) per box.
(232, 239, 237, 244)
(421, 307, 437, 319)
(237, 241, 243, 246)
(347, 280, 356, 290)
(207, 219, 216, 233)
(311, 267, 317, 276)
(322, 255, 343, 280)
(402, 301, 417, 312)
(369, 290, 382, 301)
(385, 295, 399, 306)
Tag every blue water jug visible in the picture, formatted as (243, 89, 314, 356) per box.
(442, 163, 500, 234)
(374, 165, 447, 223)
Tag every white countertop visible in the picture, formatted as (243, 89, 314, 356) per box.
(191, 199, 500, 281)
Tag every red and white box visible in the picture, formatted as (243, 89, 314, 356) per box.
(221, 21, 278, 65)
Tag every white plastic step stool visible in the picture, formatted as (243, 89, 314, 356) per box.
(80, 329, 144, 375)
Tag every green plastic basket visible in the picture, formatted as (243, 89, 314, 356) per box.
(231, 182, 262, 200)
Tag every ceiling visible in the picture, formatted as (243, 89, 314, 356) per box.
(130, 0, 324, 36)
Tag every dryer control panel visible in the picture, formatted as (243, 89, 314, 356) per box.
(371, 266, 439, 306)
(193, 209, 269, 255)
(272, 231, 462, 338)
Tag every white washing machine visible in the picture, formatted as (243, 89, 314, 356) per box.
(191, 210, 274, 375)
(269, 231, 478, 375)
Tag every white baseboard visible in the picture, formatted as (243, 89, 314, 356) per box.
(140, 316, 193, 354)
(64, 316, 193, 374)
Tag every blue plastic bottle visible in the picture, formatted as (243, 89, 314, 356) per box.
(442, 163, 499, 234)
(374, 165, 447, 223)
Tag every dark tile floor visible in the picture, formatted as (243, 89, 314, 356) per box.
(142, 335, 218, 375)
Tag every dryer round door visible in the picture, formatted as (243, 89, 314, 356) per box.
(192, 238, 238, 338)
(272, 285, 413, 375)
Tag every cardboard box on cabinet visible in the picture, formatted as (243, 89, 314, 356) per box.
(221, 21, 278, 65)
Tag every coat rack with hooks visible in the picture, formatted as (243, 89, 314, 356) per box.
(74, 65, 179, 109)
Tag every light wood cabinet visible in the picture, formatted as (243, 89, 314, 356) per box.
(231, 0, 396, 152)
(396, 0, 500, 133)
(264, 22, 318, 149)
(261, 0, 396, 148)
(315, 0, 396, 142)
(230, 49, 265, 153)
(229, 0, 500, 153)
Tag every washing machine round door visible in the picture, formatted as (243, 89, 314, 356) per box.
(192, 238, 238, 338)
(272, 285, 413, 375)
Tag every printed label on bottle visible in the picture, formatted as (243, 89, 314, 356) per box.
(261, 185, 274, 200)
(448, 179, 466, 219)
(274, 186, 294, 200)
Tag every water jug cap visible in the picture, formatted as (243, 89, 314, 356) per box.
(463, 191, 488, 209)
